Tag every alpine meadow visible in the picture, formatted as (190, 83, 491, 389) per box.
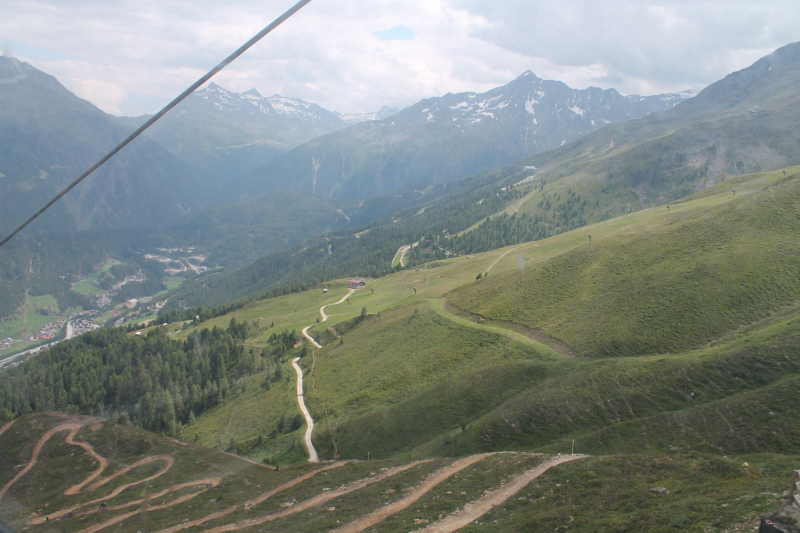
(1, 9, 800, 533)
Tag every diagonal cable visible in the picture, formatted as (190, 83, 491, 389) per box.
(0, 0, 313, 249)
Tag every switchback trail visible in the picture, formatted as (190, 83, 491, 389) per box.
(244, 462, 348, 509)
(0, 421, 99, 503)
(296, 287, 355, 461)
(416, 454, 588, 533)
(2, 418, 221, 533)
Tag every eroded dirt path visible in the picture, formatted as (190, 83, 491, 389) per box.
(0, 421, 95, 503)
(31, 455, 176, 523)
(332, 453, 493, 533)
(155, 463, 350, 533)
(0, 419, 15, 438)
(3, 418, 221, 533)
(155, 506, 238, 533)
(296, 288, 355, 461)
(204, 460, 434, 533)
(244, 462, 347, 509)
(73, 477, 222, 533)
(416, 454, 588, 533)
(292, 357, 319, 462)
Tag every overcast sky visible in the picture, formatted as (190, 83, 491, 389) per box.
(2, 0, 799, 116)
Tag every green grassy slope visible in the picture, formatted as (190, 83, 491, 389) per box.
(448, 173, 800, 358)
(168, 169, 800, 472)
(6, 166, 800, 533)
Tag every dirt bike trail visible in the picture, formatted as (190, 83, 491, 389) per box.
(417, 454, 588, 533)
(332, 453, 493, 533)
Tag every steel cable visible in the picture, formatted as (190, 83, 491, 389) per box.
(0, 0, 313, 248)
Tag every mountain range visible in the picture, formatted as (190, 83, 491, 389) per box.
(164, 41, 800, 310)
(3, 39, 800, 533)
(0, 56, 209, 235)
(113, 83, 399, 178)
(234, 71, 695, 199)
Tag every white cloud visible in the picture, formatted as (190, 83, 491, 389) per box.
(2, 0, 799, 116)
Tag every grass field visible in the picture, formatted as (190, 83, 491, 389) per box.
(449, 172, 800, 358)
(70, 279, 104, 296)
(0, 294, 61, 341)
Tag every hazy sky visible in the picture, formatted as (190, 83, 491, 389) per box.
(2, 0, 799, 116)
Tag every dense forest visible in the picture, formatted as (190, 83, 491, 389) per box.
(0, 318, 280, 437)
(445, 190, 590, 254)
(0, 232, 108, 317)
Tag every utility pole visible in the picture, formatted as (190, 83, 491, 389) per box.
(572, 440, 575, 455)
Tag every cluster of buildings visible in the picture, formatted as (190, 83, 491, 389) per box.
(95, 270, 148, 308)
(0, 337, 13, 350)
(72, 318, 100, 336)
(24, 320, 65, 342)
(111, 270, 147, 292)
(125, 296, 153, 309)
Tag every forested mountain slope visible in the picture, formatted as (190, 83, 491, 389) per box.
(112, 83, 396, 179)
(236, 71, 691, 199)
(0, 57, 211, 235)
(510, 41, 800, 220)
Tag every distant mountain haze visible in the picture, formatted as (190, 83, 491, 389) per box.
(0, 57, 211, 235)
(235, 70, 695, 200)
(112, 83, 398, 180)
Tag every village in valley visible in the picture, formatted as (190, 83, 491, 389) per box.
(0, 246, 210, 368)
(0, 241, 216, 366)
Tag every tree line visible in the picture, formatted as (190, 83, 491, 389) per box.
(0, 317, 270, 437)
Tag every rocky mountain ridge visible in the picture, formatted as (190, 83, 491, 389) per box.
(237, 70, 695, 199)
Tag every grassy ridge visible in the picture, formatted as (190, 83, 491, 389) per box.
(310, 302, 800, 461)
(448, 175, 800, 357)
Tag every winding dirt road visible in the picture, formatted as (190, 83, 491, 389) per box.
(301, 325, 322, 349)
(296, 288, 355, 461)
(393, 245, 410, 267)
(320, 288, 354, 321)
(291, 357, 319, 462)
